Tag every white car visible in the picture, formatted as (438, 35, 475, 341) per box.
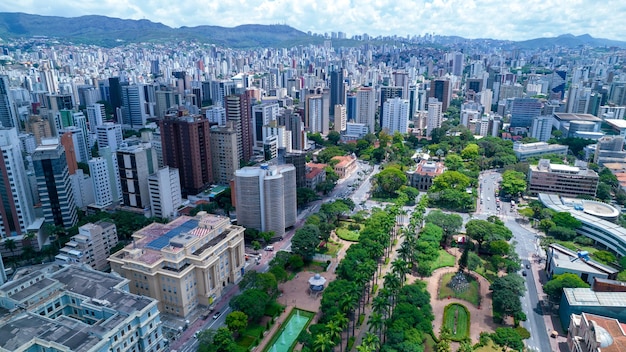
(487, 197, 491, 201)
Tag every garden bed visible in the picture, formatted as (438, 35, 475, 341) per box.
(438, 272, 481, 306)
(443, 303, 470, 341)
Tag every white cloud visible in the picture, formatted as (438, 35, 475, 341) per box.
(0, 0, 624, 41)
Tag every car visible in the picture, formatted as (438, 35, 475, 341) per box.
(526, 264, 530, 269)
(487, 197, 491, 201)
(264, 245, 274, 251)
(521, 271, 527, 277)
(213, 312, 221, 319)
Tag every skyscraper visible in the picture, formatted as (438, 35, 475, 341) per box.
(379, 86, 404, 128)
(121, 84, 148, 128)
(210, 124, 239, 185)
(0, 75, 17, 128)
(382, 98, 410, 134)
(160, 112, 213, 196)
(530, 116, 553, 142)
(0, 127, 36, 238)
(334, 105, 347, 132)
(86, 103, 106, 128)
(117, 143, 158, 210)
(427, 98, 443, 137)
(89, 157, 116, 207)
(356, 87, 376, 133)
(330, 70, 345, 117)
(225, 94, 253, 162)
(252, 102, 280, 147)
(306, 95, 327, 135)
(32, 139, 78, 229)
(148, 166, 182, 219)
(429, 78, 452, 112)
(96, 122, 123, 152)
(510, 98, 542, 128)
(234, 164, 296, 239)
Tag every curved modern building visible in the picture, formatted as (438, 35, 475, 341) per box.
(539, 193, 626, 256)
(234, 164, 297, 238)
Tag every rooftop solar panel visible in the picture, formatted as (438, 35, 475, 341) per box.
(146, 219, 199, 250)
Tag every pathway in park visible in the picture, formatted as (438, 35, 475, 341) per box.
(412, 248, 498, 343)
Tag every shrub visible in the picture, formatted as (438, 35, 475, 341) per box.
(515, 326, 531, 339)
(347, 337, 356, 351)
(358, 314, 365, 326)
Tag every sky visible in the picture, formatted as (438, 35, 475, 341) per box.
(1, 0, 625, 41)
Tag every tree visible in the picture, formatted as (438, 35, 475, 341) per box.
(430, 171, 471, 192)
(491, 327, 524, 351)
(461, 143, 480, 161)
(225, 311, 248, 336)
(2, 238, 16, 256)
(229, 288, 269, 322)
(500, 170, 527, 197)
(597, 183, 612, 201)
(544, 273, 590, 302)
(297, 187, 320, 208)
(327, 130, 342, 145)
(458, 244, 470, 272)
(292, 224, 321, 260)
(212, 327, 237, 352)
(552, 212, 582, 230)
(424, 210, 463, 246)
(313, 333, 335, 352)
(487, 240, 510, 256)
(197, 329, 217, 352)
(444, 153, 464, 171)
(373, 166, 407, 197)
(547, 226, 577, 241)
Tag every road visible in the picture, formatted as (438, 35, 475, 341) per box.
(173, 160, 375, 352)
(477, 171, 551, 352)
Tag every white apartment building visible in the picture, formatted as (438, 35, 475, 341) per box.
(55, 221, 118, 271)
(148, 166, 182, 219)
(96, 122, 123, 152)
(427, 97, 443, 137)
(382, 97, 409, 134)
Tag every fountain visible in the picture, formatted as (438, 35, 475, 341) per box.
(264, 309, 313, 352)
(448, 271, 470, 293)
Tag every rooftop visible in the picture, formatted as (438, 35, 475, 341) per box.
(554, 112, 602, 122)
(581, 313, 626, 352)
(549, 243, 618, 276)
(564, 288, 626, 307)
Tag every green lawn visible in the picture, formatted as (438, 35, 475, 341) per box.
(438, 272, 481, 306)
(443, 303, 470, 341)
(317, 240, 343, 257)
(335, 221, 364, 242)
(431, 250, 456, 270)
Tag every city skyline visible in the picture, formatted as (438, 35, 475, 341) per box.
(0, 0, 625, 41)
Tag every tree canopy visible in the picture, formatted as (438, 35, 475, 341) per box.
(292, 224, 321, 260)
(500, 170, 527, 197)
(543, 273, 590, 302)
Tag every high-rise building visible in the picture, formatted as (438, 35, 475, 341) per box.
(346, 94, 357, 122)
(205, 105, 226, 126)
(426, 98, 443, 137)
(0, 252, 6, 285)
(429, 78, 452, 112)
(155, 88, 181, 118)
(356, 87, 376, 133)
(109, 213, 245, 318)
(379, 86, 404, 128)
(160, 112, 213, 196)
(99, 146, 123, 204)
(148, 166, 182, 219)
(108, 77, 124, 121)
(44, 93, 74, 112)
(96, 122, 123, 152)
(530, 115, 554, 142)
(32, 139, 78, 229)
(55, 221, 118, 271)
(225, 94, 253, 162)
(60, 126, 89, 163)
(121, 84, 148, 128)
(210, 124, 239, 185)
(234, 164, 296, 238)
(117, 143, 158, 210)
(26, 115, 53, 145)
(306, 94, 327, 135)
(382, 97, 409, 134)
(279, 108, 306, 151)
(0, 127, 36, 238)
(0, 75, 17, 128)
(252, 102, 280, 146)
(89, 157, 117, 207)
(510, 98, 542, 128)
(86, 103, 106, 128)
(334, 104, 347, 132)
(330, 70, 345, 117)
(284, 151, 307, 188)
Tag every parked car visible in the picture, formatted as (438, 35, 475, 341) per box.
(213, 312, 221, 319)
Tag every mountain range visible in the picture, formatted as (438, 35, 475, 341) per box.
(0, 12, 624, 49)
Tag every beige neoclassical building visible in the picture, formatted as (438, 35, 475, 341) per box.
(109, 213, 245, 317)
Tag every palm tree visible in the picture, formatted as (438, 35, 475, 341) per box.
(332, 312, 349, 350)
(367, 311, 384, 341)
(391, 259, 409, 286)
(362, 333, 380, 352)
(2, 238, 16, 257)
(383, 272, 401, 306)
(326, 320, 343, 352)
(313, 333, 334, 352)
